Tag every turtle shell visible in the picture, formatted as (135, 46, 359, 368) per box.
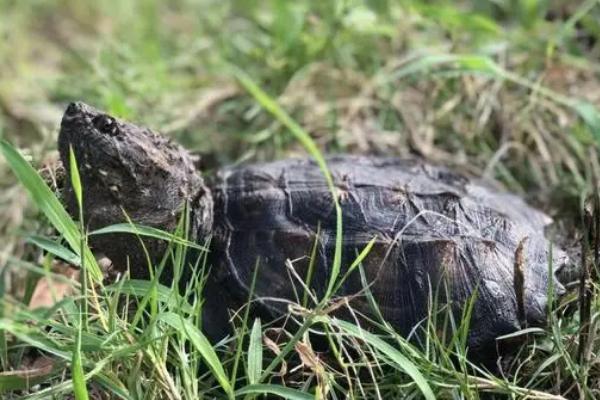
(211, 155, 566, 352)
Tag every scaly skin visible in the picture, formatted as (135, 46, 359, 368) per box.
(58, 102, 213, 279)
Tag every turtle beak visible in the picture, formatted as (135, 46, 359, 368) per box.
(59, 102, 98, 164)
(62, 101, 91, 120)
(64, 102, 83, 116)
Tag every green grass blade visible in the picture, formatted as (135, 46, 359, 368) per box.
(230, 259, 260, 388)
(347, 237, 377, 274)
(236, 384, 314, 400)
(572, 100, 600, 143)
(72, 320, 89, 400)
(69, 145, 89, 330)
(69, 146, 83, 211)
(0, 140, 101, 281)
(333, 319, 436, 400)
(92, 372, 132, 400)
(0, 319, 69, 360)
(302, 224, 321, 308)
(104, 280, 193, 313)
(332, 236, 377, 294)
(26, 235, 81, 266)
(158, 311, 233, 398)
(247, 318, 263, 385)
(495, 327, 545, 341)
(545, 0, 598, 58)
(90, 223, 208, 251)
(231, 67, 343, 300)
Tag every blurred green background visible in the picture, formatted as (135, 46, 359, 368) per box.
(1, 0, 599, 267)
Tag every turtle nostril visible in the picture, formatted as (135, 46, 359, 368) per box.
(65, 102, 84, 117)
(92, 115, 119, 136)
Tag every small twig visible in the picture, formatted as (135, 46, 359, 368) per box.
(514, 237, 528, 327)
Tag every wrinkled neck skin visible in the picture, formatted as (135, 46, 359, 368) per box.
(58, 102, 213, 278)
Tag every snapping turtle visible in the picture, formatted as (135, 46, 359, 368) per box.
(58, 102, 567, 357)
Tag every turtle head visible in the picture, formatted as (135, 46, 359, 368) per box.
(58, 102, 213, 276)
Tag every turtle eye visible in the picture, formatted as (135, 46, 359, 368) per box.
(92, 115, 119, 136)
